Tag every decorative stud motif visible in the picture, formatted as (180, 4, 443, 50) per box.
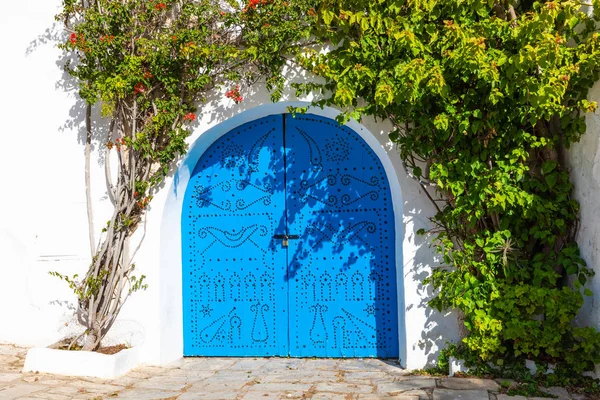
(245, 273, 257, 302)
(296, 127, 323, 168)
(325, 137, 350, 162)
(198, 307, 236, 344)
(320, 272, 332, 301)
(248, 130, 274, 172)
(200, 304, 213, 317)
(222, 143, 244, 168)
(250, 302, 270, 342)
(351, 272, 365, 301)
(298, 174, 380, 208)
(309, 304, 329, 346)
(364, 304, 378, 315)
(230, 272, 241, 301)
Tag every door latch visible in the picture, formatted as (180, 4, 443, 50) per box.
(273, 234, 299, 247)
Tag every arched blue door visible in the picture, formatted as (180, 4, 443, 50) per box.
(182, 114, 398, 358)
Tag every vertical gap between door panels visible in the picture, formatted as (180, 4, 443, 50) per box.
(282, 113, 291, 356)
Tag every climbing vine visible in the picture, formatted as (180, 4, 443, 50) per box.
(297, 0, 600, 372)
(54, 0, 312, 350)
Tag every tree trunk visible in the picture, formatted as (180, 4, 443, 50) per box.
(457, 309, 469, 339)
(82, 327, 99, 351)
(85, 104, 96, 257)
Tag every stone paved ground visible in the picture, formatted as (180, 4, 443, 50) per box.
(0, 344, 579, 400)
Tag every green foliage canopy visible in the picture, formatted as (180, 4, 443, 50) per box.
(297, 0, 600, 371)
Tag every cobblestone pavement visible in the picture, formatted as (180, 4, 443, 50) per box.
(0, 344, 577, 400)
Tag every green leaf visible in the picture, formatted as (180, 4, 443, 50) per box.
(375, 81, 394, 106)
(434, 113, 449, 131)
(542, 161, 557, 175)
(545, 173, 558, 189)
(322, 10, 335, 25)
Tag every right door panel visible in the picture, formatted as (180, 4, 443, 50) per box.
(285, 114, 399, 358)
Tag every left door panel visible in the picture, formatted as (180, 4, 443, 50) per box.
(182, 115, 288, 356)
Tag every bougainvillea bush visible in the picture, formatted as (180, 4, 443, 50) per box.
(297, 0, 600, 373)
(54, 0, 312, 350)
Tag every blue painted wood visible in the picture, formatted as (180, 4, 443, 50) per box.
(182, 113, 398, 358)
(285, 114, 398, 357)
(182, 115, 289, 356)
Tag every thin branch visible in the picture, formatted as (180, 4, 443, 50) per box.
(105, 133, 117, 206)
(85, 104, 96, 257)
(508, 5, 517, 27)
(68, 331, 86, 350)
(129, 212, 148, 264)
(420, 181, 442, 214)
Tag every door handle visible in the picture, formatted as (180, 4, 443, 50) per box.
(273, 234, 300, 240)
(273, 234, 300, 247)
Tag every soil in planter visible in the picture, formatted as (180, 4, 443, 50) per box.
(97, 344, 128, 355)
(51, 339, 129, 355)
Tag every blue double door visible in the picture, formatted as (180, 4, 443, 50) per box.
(182, 114, 398, 358)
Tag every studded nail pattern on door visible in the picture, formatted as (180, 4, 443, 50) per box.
(182, 115, 288, 356)
(285, 114, 398, 358)
(182, 114, 399, 358)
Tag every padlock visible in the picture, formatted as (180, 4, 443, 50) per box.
(282, 238, 289, 247)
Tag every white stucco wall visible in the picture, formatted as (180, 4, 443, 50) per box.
(568, 81, 600, 330)
(1, 0, 461, 370)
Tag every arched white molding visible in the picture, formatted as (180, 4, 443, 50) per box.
(159, 102, 407, 366)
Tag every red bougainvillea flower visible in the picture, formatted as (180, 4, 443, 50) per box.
(69, 33, 77, 45)
(137, 197, 150, 209)
(134, 82, 146, 94)
(183, 112, 196, 121)
(155, 2, 166, 10)
(225, 85, 243, 104)
(114, 137, 125, 151)
(143, 71, 153, 79)
(99, 35, 115, 43)
(244, 0, 260, 11)
(225, 85, 239, 97)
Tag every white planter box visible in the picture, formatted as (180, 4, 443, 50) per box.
(23, 346, 140, 379)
